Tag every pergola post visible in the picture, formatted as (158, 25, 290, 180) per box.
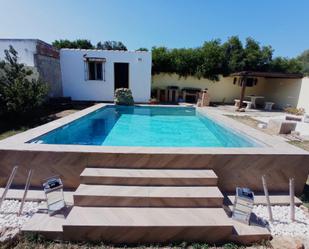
(238, 76, 247, 109)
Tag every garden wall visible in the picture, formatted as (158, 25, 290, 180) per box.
(297, 77, 309, 112)
(263, 77, 303, 109)
(152, 73, 267, 104)
(152, 73, 305, 109)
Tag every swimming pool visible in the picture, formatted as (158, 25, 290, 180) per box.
(29, 105, 260, 147)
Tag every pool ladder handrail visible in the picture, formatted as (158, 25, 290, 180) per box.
(18, 169, 33, 216)
(0, 166, 19, 211)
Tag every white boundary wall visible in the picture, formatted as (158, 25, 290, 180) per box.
(60, 49, 151, 102)
(0, 39, 37, 66)
(297, 77, 309, 111)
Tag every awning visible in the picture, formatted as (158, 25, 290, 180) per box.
(230, 71, 303, 79)
(83, 54, 106, 62)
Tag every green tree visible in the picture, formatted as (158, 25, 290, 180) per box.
(73, 39, 94, 49)
(172, 48, 203, 78)
(52, 39, 94, 49)
(136, 47, 149, 51)
(0, 46, 48, 114)
(52, 39, 74, 49)
(222, 36, 245, 75)
(152, 47, 174, 74)
(196, 40, 225, 81)
(151, 36, 302, 80)
(96, 41, 127, 50)
(243, 37, 273, 71)
(298, 49, 309, 75)
(270, 57, 302, 73)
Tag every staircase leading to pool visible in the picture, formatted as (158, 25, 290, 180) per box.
(22, 167, 271, 244)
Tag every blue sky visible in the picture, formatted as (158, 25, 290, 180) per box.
(1, 0, 308, 57)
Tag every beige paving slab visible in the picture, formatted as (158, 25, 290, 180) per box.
(81, 168, 218, 186)
(232, 220, 270, 236)
(229, 218, 271, 245)
(22, 212, 65, 233)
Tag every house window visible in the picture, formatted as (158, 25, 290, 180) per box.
(84, 57, 106, 81)
(246, 78, 258, 87)
(87, 61, 103, 80)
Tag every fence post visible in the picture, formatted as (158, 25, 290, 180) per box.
(262, 175, 273, 222)
(290, 177, 295, 222)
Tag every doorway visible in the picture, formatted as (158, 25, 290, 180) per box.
(114, 63, 129, 90)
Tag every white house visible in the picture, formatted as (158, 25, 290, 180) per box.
(60, 49, 152, 102)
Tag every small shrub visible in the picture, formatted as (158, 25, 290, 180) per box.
(284, 107, 305, 116)
(223, 243, 243, 249)
(114, 88, 134, 105)
(191, 243, 209, 249)
(0, 45, 48, 115)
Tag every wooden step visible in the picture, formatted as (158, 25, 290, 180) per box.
(80, 168, 218, 186)
(62, 207, 233, 243)
(74, 184, 224, 207)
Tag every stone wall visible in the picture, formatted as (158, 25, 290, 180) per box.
(34, 40, 63, 97)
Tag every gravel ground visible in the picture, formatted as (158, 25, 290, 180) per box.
(0, 200, 42, 242)
(1, 200, 309, 248)
(253, 205, 309, 244)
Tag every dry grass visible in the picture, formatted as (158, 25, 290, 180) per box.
(224, 115, 274, 135)
(288, 140, 309, 152)
(0, 234, 272, 249)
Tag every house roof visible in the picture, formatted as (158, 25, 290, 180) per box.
(230, 71, 303, 79)
(0, 38, 53, 46)
(60, 48, 150, 53)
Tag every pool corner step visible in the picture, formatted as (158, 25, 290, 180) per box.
(80, 168, 218, 186)
(73, 184, 224, 207)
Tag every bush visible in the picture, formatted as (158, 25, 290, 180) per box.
(3, 78, 47, 114)
(0, 45, 48, 115)
(114, 88, 134, 105)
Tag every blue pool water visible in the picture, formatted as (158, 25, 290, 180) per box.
(29, 106, 259, 147)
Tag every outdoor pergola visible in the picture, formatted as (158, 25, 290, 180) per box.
(230, 71, 304, 109)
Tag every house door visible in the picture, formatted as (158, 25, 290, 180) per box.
(114, 63, 129, 90)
